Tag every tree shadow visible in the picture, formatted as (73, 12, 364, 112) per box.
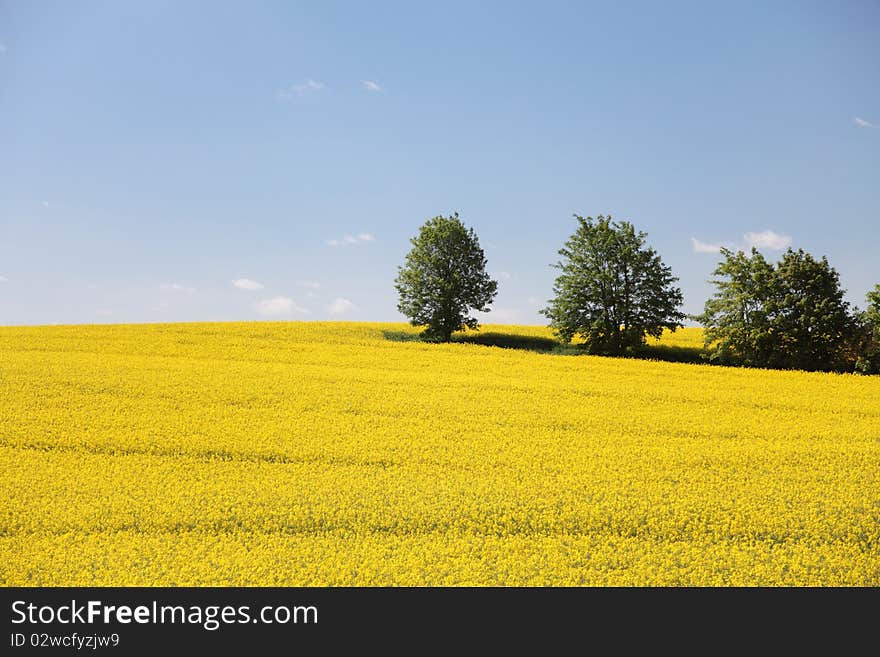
(382, 330, 425, 343)
(382, 329, 569, 352)
(634, 343, 706, 365)
(452, 331, 578, 354)
(383, 328, 707, 363)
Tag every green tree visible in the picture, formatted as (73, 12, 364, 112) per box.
(543, 215, 685, 354)
(395, 213, 498, 342)
(769, 249, 853, 371)
(697, 247, 854, 372)
(854, 284, 880, 374)
(866, 285, 880, 338)
(695, 247, 778, 366)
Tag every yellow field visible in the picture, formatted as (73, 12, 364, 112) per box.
(1, 322, 878, 586)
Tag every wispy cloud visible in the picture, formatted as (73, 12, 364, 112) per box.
(690, 238, 723, 254)
(296, 280, 321, 289)
(95, 309, 113, 317)
(0, 43, 6, 54)
(361, 80, 382, 92)
(41, 200, 50, 208)
(295, 79, 325, 94)
(328, 298, 355, 315)
(691, 231, 791, 254)
(255, 296, 310, 316)
(327, 233, 375, 247)
(854, 117, 875, 129)
(743, 230, 792, 251)
(232, 278, 264, 291)
(494, 271, 512, 280)
(277, 79, 325, 99)
(0, 275, 8, 283)
(159, 283, 195, 293)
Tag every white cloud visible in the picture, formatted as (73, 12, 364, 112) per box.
(743, 230, 792, 251)
(255, 296, 309, 316)
(95, 309, 113, 317)
(494, 271, 512, 280)
(692, 231, 792, 255)
(361, 80, 382, 92)
(0, 275, 8, 283)
(298, 79, 325, 93)
(690, 237, 723, 254)
(328, 298, 355, 315)
(278, 79, 325, 99)
(41, 200, 49, 208)
(159, 283, 195, 293)
(0, 43, 6, 54)
(232, 278, 264, 291)
(854, 117, 874, 128)
(296, 280, 321, 289)
(328, 233, 375, 247)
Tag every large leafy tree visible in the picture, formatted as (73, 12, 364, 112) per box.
(697, 247, 854, 371)
(694, 247, 776, 366)
(770, 249, 853, 371)
(866, 285, 880, 328)
(543, 215, 685, 354)
(853, 284, 880, 374)
(395, 213, 498, 342)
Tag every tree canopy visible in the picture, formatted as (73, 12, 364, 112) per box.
(543, 215, 685, 355)
(696, 247, 854, 371)
(853, 284, 880, 374)
(394, 213, 497, 342)
(694, 247, 777, 367)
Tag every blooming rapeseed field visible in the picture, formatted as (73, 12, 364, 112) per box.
(1, 322, 878, 585)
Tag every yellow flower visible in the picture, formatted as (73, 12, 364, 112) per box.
(0, 322, 877, 586)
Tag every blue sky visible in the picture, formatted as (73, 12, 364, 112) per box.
(1, 0, 878, 326)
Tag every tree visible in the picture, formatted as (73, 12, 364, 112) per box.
(697, 247, 854, 372)
(543, 215, 685, 355)
(694, 247, 777, 366)
(395, 213, 498, 342)
(866, 285, 880, 328)
(769, 249, 853, 371)
(854, 284, 880, 375)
